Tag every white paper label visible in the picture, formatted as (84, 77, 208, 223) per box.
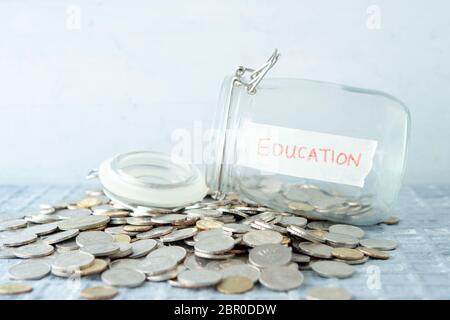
(236, 122, 378, 187)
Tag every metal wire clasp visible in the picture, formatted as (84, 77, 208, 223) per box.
(235, 49, 280, 94)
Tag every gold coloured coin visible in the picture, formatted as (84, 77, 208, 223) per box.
(216, 276, 254, 294)
(78, 197, 102, 209)
(331, 248, 364, 261)
(357, 247, 390, 259)
(76, 259, 108, 276)
(0, 283, 33, 295)
(112, 234, 131, 243)
(123, 225, 152, 232)
(382, 217, 400, 225)
(102, 210, 130, 218)
(196, 219, 224, 230)
(80, 286, 118, 300)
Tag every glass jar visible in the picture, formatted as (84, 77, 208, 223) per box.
(206, 73, 410, 225)
(98, 151, 208, 209)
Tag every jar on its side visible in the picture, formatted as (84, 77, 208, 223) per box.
(206, 77, 410, 225)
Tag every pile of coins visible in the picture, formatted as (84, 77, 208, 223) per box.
(0, 189, 398, 300)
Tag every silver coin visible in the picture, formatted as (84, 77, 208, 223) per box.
(43, 229, 79, 245)
(177, 269, 222, 288)
(2, 232, 37, 247)
(13, 243, 54, 258)
(52, 251, 95, 272)
(359, 238, 398, 250)
(311, 260, 354, 278)
(104, 226, 125, 235)
(291, 253, 311, 263)
(194, 235, 235, 254)
(109, 243, 133, 259)
(205, 258, 246, 271)
(76, 231, 113, 247)
(222, 223, 252, 234)
(128, 239, 157, 258)
(259, 266, 304, 291)
(287, 226, 326, 243)
(147, 246, 187, 263)
(101, 268, 146, 288)
(25, 223, 58, 236)
(109, 258, 142, 270)
(194, 251, 235, 260)
(0, 247, 16, 259)
(0, 219, 27, 231)
(136, 255, 178, 276)
(183, 255, 209, 270)
(8, 261, 51, 280)
(57, 215, 110, 231)
(329, 224, 365, 239)
(305, 287, 352, 300)
(324, 232, 359, 248)
(56, 209, 92, 220)
(160, 228, 197, 243)
(151, 214, 188, 224)
(126, 217, 154, 226)
(25, 214, 60, 224)
(147, 265, 184, 282)
(193, 229, 226, 241)
(55, 239, 80, 251)
(80, 243, 120, 257)
(279, 216, 308, 228)
(242, 230, 283, 247)
(220, 264, 261, 282)
(253, 220, 287, 234)
(185, 209, 222, 218)
(136, 226, 173, 240)
(249, 244, 292, 268)
(297, 242, 333, 259)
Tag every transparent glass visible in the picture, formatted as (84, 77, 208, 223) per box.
(206, 77, 410, 225)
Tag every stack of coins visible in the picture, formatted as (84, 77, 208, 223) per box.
(0, 188, 399, 300)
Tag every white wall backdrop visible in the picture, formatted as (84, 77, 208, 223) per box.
(0, 0, 449, 184)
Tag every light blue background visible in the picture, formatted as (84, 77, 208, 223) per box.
(0, 0, 449, 184)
